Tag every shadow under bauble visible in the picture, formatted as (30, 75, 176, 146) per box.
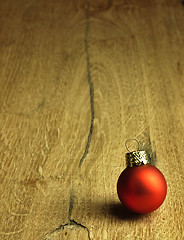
(106, 202, 150, 220)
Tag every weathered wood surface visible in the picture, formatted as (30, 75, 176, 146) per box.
(0, 0, 184, 239)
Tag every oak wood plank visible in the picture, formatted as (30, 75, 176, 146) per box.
(0, 0, 184, 239)
(0, 0, 89, 239)
(71, 1, 184, 240)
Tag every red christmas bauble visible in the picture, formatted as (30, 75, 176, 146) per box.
(117, 164, 167, 214)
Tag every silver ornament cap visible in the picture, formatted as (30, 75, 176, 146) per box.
(126, 150, 149, 167)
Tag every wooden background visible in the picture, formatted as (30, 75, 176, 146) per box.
(0, 0, 184, 239)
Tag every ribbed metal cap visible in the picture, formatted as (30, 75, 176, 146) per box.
(126, 150, 149, 167)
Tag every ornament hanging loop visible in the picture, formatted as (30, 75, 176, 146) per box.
(125, 139, 149, 167)
(125, 138, 140, 152)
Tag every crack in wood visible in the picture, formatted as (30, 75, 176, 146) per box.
(66, 0, 94, 223)
(45, 219, 91, 240)
(78, 0, 94, 169)
(58, 219, 91, 239)
(44, 1, 94, 239)
(68, 185, 75, 220)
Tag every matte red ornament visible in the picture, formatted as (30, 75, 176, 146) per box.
(117, 140, 167, 214)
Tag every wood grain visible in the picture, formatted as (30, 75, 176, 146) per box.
(0, 0, 184, 239)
